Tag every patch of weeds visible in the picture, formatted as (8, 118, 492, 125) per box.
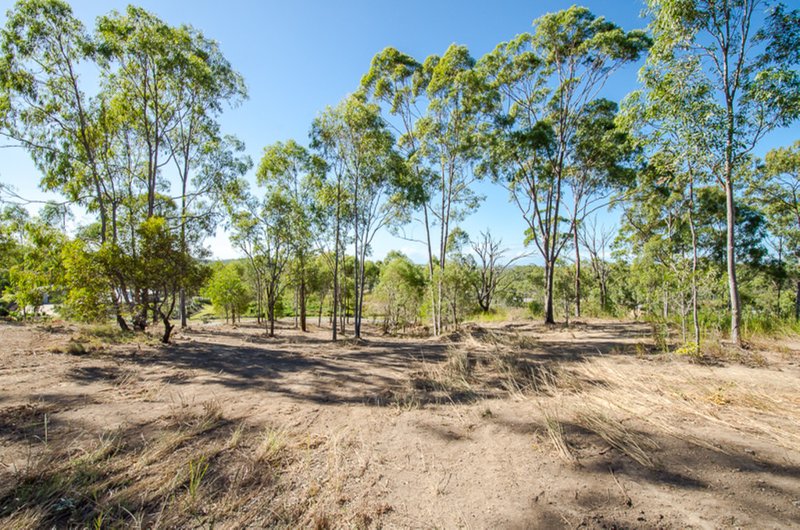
(226, 422, 247, 450)
(66, 339, 88, 355)
(701, 340, 768, 367)
(649, 320, 670, 353)
(674, 342, 702, 360)
(187, 455, 210, 502)
(392, 389, 422, 410)
(634, 342, 652, 357)
(255, 427, 287, 466)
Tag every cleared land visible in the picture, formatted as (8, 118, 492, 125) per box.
(0, 318, 799, 529)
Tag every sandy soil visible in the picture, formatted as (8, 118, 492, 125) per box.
(0, 318, 799, 529)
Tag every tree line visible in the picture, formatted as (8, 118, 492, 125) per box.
(1, 0, 798, 347)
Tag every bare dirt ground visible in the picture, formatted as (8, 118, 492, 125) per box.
(0, 317, 799, 529)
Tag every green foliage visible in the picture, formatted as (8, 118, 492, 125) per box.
(374, 252, 425, 332)
(1, 0, 246, 336)
(478, 6, 649, 323)
(205, 263, 250, 323)
(2, 0, 799, 348)
(2, 215, 66, 319)
(311, 93, 411, 337)
(60, 240, 110, 323)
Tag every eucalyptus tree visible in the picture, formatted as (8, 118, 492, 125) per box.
(2, 215, 66, 320)
(618, 164, 697, 336)
(256, 139, 324, 332)
(746, 142, 800, 317)
(228, 186, 293, 337)
(0, 0, 109, 237)
(134, 216, 207, 342)
(362, 44, 485, 335)
(374, 251, 425, 333)
(95, 6, 183, 219)
(171, 133, 251, 324)
(643, 0, 800, 345)
(311, 94, 409, 339)
(566, 99, 637, 316)
(441, 227, 475, 327)
(578, 217, 615, 314)
(621, 54, 718, 345)
(478, 6, 650, 324)
(1, 0, 247, 334)
(361, 48, 434, 327)
(165, 28, 247, 328)
(311, 109, 350, 340)
(206, 263, 250, 324)
(0, 0, 140, 327)
(416, 45, 487, 333)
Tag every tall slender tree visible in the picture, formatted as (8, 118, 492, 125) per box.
(311, 94, 409, 339)
(256, 140, 324, 332)
(479, 6, 650, 324)
(643, 0, 800, 345)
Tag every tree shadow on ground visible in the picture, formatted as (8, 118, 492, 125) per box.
(66, 321, 654, 408)
(494, 416, 800, 528)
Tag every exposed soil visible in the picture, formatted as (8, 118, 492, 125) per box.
(0, 318, 798, 529)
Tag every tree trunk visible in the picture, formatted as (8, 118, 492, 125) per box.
(422, 207, 438, 336)
(332, 180, 341, 341)
(319, 291, 325, 327)
(300, 276, 307, 332)
(160, 313, 174, 344)
(134, 292, 147, 332)
(725, 177, 742, 344)
(795, 280, 800, 321)
(353, 173, 361, 339)
(599, 274, 608, 314)
(574, 228, 581, 318)
(179, 288, 187, 328)
(112, 291, 130, 332)
(689, 179, 700, 346)
(267, 302, 275, 337)
(116, 313, 130, 332)
(293, 286, 298, 329)
(680, 294, 687, 344)
(775, 239, 783, 318)
(544, 260, 555, 325)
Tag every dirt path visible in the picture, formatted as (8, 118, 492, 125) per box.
(0, 319, 798, 528)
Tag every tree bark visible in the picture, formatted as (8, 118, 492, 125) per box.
(160, 312, 174, 344)
(794, 280, 800, 321)
(725, 177, 742, 344)
(544, 260, 555, 325)
(332, 179, 341, 341)
(300, 276, 307, 332)
(422, 207, 438, 336)
(574, 228, 581, 318)
(267, 303, 275, 337)
(689, 180, 700, 346)
(179, 288, 187, 328)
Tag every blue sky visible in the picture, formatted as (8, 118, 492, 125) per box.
(0, 1, 795, 263)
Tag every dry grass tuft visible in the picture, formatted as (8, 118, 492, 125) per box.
(541, 407, 579, 466)
(0, 400, 330, 529)
(566, 358, 800, 452)
(255, 427, 288, 466)
(575, 407, 659, 468)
